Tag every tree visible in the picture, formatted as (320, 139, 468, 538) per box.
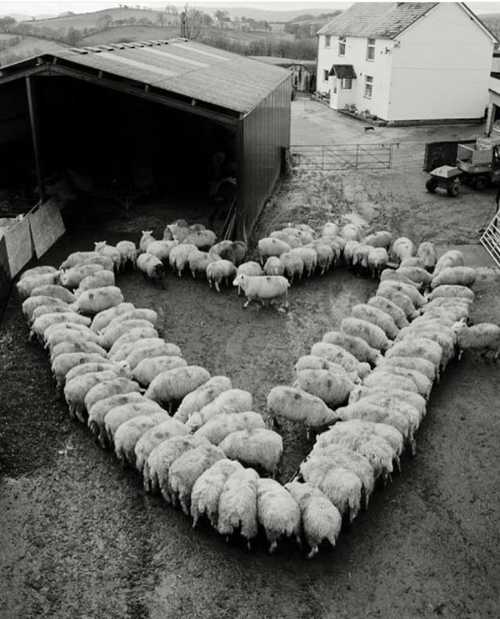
(181, 5, 206, 40)
(0, 17, 16, 32)
(65, 27, 82, 46)
(214, 10, 229, 28)
(97, 13, 112, 30)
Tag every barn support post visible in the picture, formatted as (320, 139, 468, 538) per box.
(25, 76, 45, 203)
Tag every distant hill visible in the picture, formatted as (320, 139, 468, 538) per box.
(0, 35, 67, 66)
(481, 13, 500, 40)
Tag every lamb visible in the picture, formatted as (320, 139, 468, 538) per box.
(295, 369, 354, 407)
(311, 342, 370, 378)
(94, 241, 121, 270)
(193, 411, 265, 445)
(136, 253, 165, 283)
(453, 321, 500, 360)
(87, 392, 146, 445)
(49, 339, 107, 363)
(29, 284, 76, 304)
(164, 220, 188, 242)
(396, 266, 432, 288)
(64, 370, 121, 421)
(232, 274, 290, 310)
(391, 237, 415, 262)
(30, 312, 92, 343)
(134, 417, 189, 474)
(386, 336, 443, 368)
(362, 230, 392, 249)
(190, 459, 244, 527)
(263, 256, 285, 276)
(235, 261, 264, 293)
(59, 264, 105, 289)
(71, 286, 124, 316)
(114, 412, 169, 466)
(60, 251, 113, 271)
(133, 356, 187, 386)
(416, 241, 437, 270)
(376, 355, 436, 381)
(168, 443, 225, 513)
(139, 230, 156, 253)
(219, 428, 283, 475)
(22, 295, 69, 321)
(101, 318, 159, 349)
(145, 366, 211, 410)
(173, 376, 232, 423)
(115, 240, 137, 270)
(83, 377, 142, 414)
(186, 389, 253, 431)
(350, 304, 399, 340)
(124, 340, 179, 370)
(322, 222, 339, 237)
(104, 401, 166, 445)
(288, 247, 317, 277)
(16, 272, 60, 299)
(310, 242, 334, 275)
(368, 295, 409, 329)
(75, 271, 115, 296)
(51, 352, 109, 389)
(255, 478, 301, 553)
(206, 260, 237, 292)
(285, 481, 342, 558)
(266, 385, 336, 429)
(217, 467, 260, 547)
(367, 247, 389, 278)
(168, 243, 198, 277)
(434, 249, 464, 275)
(427, 285, 475, 302)
(431, 266, 476, 288)
(188, 250, 213, 279)
(376, 287, 418, 319)
(340, 223, 361, 241)
(90, 302, 135, 332)
(341, 317, 391, 352)
(377, 280, 426, 308)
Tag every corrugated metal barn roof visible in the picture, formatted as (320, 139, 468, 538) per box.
(250, 56, 316, 69)
(1, 39, 289, 116)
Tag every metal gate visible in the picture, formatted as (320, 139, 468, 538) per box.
(480, 211, 500, 268)
(290, 143, 398, 170)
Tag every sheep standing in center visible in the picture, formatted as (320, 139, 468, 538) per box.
(206, 260, 237, 292)
(219, 428, 283, 476)
(267, 385, 337, 431)
(232, 274, 290, 310)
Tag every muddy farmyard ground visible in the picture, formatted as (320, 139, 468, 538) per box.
(1, 202, 500, 619)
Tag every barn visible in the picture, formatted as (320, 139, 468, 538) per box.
(0, 39, 291, 244)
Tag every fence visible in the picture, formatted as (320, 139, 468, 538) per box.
(480, 211, 500, 268)
(290, 143, 398, 170)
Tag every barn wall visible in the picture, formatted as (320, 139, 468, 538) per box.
(237, 76, 291, 241)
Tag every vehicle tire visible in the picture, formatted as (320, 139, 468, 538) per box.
(447, 181, 460, 197)
(426, 178, 438, 193)
(473, 175, 489, 191)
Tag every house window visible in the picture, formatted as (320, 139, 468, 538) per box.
(325, 35, 331, 48)
(367, 38, 375, 60)
(338, 36, 346, 56)
(364, 75, 373, 98)
(341, 78, 352, 90)
(323, 69, 330, 82)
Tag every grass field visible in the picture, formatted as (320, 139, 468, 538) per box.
(0, 35, 67, 66)
(81, 26, 180, 45)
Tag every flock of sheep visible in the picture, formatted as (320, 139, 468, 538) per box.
(14, 220, 500, 558)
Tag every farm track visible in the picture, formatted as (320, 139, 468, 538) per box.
(0, 208, 499, 618)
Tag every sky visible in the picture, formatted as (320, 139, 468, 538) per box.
(2, 0, 500, 17)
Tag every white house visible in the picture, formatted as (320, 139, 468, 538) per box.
(317, 2, 497, 123)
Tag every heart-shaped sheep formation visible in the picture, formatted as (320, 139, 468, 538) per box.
(18, 222, 477, 558)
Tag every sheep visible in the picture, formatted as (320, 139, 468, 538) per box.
(266, 385, 336, 430)
(134, 417, 189, 474)
(232, 274, 290, 310)
(94, 241, 121, 269)
(22, 295, 69, 322)
(395, 325, 456, 368)
(235, 261, 264, 293)
(44, 324, 102, 351)
(379, 268, 421, 289)
(309, 242, 334, 275)
(431, 266, 476, 288)
(434, 249, 464, 275)
(166, 243, 197, 277)
(147, 240, 178, 263)
(421, 303, 471, 323)
(376, 355, 436, 381)
(219, 428, 283, 476)
(49, 339, 107, 364)
(101, 318, 159, 349)
(139, 230, 156, 252)
(285, 481, 342, 558)
(206, 260, 237, 292)
(400, 257, 425, 269)
(295, 369, 355, 408)
(341, 317, 391, 352)
(87, 392, 146, 445)
(367, 247, 389, 278)
(124, 340, 180, 370)
(427, 285, 475, 302)
(133, 356, 187, 387)
(396, 266, 432, 288)
(173, 376, 233, 423)
(348, 387, 427, 421)
(64, 370, 121, 421)
(208, 240, 235, 262)
(257, 237, 291, 263)
(108, 327, 160, 358)
(114, 412, 169, 466)
(30, 312, 92, 343)
(319, 236, 343, 265)
(183, 229, 217, 252)
(368, 295, 409, 329)
(30, 304, 74, 324)
(63, 360, 125, 386)
(322, 329, 381, 365)
(416, 241, 437, 270)
(104, 402, 166, 446)
(188, 250, 213, 279)
(217, 467, 260, 547)
(385, 336, 443, 368)
(71, 286, 124, 316)
(190, 459, 244, 528)
(20, 266, 59, 281)
(231, 241, 248, 266)
(310, 465, 362, 523)
(263, 256, 285, 277)
(84, 377, 142, 414)
(350, 304, 399, 340)
(362, 369, 424, 397)
(75, 270, 115, 295)
(59, 264, 105, 289)
(351, 244, 371, 272)
(136, 253, 165, 283)
(295, 355, 359, 384)
(322, 222, 339, 237)
(363, 230, 392, 249)
(164, 220, 189, 242)
(29, 284, 75, 304)
(343, 240, 360, 266)
(334, 402, 414, 446)
(340, 223, 361, 241)
(310, 342, 370, 378)
(169, 443, 226, 513)
(106, 308, 158, 332)
(377, 280, 426, 308)
(376, 287, 418, 319)
(90, 302, 135, 333)
(60, 251, 112, 271)
(51, 352, 109, 390)
(391, 237, 415, 262)
(16, 272, 60, 299)
(288, 247, 317, 277)
(186, 389, 253, 431)
(255, 478, 301, 553)
(453, 321, 500, 360)
(270, 229, 302, 249)
(145, 366, 211, 410)
(115, 240, 137, 270)
(193, 411, 266, 446)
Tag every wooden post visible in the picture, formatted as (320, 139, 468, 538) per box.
(25, 76, 45, 203)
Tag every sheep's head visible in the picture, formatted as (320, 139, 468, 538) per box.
(232, 273, 246, 287)
(141, 230, 153, 238)
(451, 319, 467, 334)
(94, 241, 106, 251)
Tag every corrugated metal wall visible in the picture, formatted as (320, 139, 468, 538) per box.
(237, 76, 291, 241)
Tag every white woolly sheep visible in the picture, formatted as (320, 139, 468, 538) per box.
(71, 286, 124, 316)
(295, 354, 358, 380)
(285, 481, 342, 558)
(64, 369, 121, 421)
(188, 250, 213, 279)
(164, 220, 188, 242)
(350, 304, 399, 340)
(340, 223, 362, 241)
(416, 241, 437, 270)
(396, 266, 432, 288)
(426, 285, 475, 302)
(134, 417, 189, 474)
(108, 329, 160, 361)
(266, 385, 336, 430)
(84, 377, 141, 414)
(256, 478, 301, 553)
(114, 412, 169, 466)
(377, 280, 425, 308)
(207, 259, 237, 292)
(17, 272, 61, 299)
(232, 274, 290, 310)
(101, 318, 159, 349)
(64, 360, 127, 386)
(60, 251, 103, 270)
(20, 266, 58, 281)
(351, 244, 371, 272)
(368, 295, 409, 329)
(352, 391, 425, 434)
(217, 467, 260, 547)
(377, 355, 436, 381)
(193, 411, 265, 445)
(334, 402, 414, 446)
(106, 308, 158, 331)
(395, 325, 456, 368)
(236, 261, 264, 278)
(87, 392, 146, 445)
(341, 317, 390, 352)
(263, 256, 285, 277)
(168, 243, 198, 277)
(363, 230, 392, 249)
(51, 351, 109, 389)
(30, 312, 92, 343)
(30, 284, 75, 304)
(348, 386, 427, 418)
(60, 264, 105, 289)
(311, 465, 362, 522)
(145, 366, 210, 409)
(136, 253, 165, 282)
(184, 229, 217, 251)
(104, 401, 166, 446)
(376, 287, 418, 319)
(124, 340, 180, 370)
(186, 389, 253, 431)
(367, 247, 389, 278)
(400, 257, 425, 269)
(295, 369, 354, 408)
(133, 356, 187, 387)
(22, 295, 69, 322)
(76, 270, 115, 295)
(219, 428, 283, 476)
(379, 268, 420, 289)
(139, 230, 156, 252)
(386, 336, 443, 368)
(391, 237, 415, 262)
(258, 237, 291, 263)
(147, 240, 178, 262)
(288, 247, 317, 277)
(311, 342, 370, 378)
(49, 339, 107, 364)
(431, 266, 476, 288)
(434, 249, 464, 275)
(30, 304, 74, 325)
(454, 321, 500, 360)
(44, 324, 102, 351)
(116, 240, 137, 270)
(90, 302, 135, 333)
(343, 240, 360, 266)
(309, 242, 334, 275)
(322, 222, 339, 237)
(110, 337, 165, 363)
(94, 242, 121, 269)
(173, 376, 232, 423)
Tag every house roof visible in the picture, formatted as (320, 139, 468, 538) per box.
(329, 64, 357, 79)
(250, 56, 316, 69)
(318, 2, 497, 42)
(0, 39, 290, 117)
